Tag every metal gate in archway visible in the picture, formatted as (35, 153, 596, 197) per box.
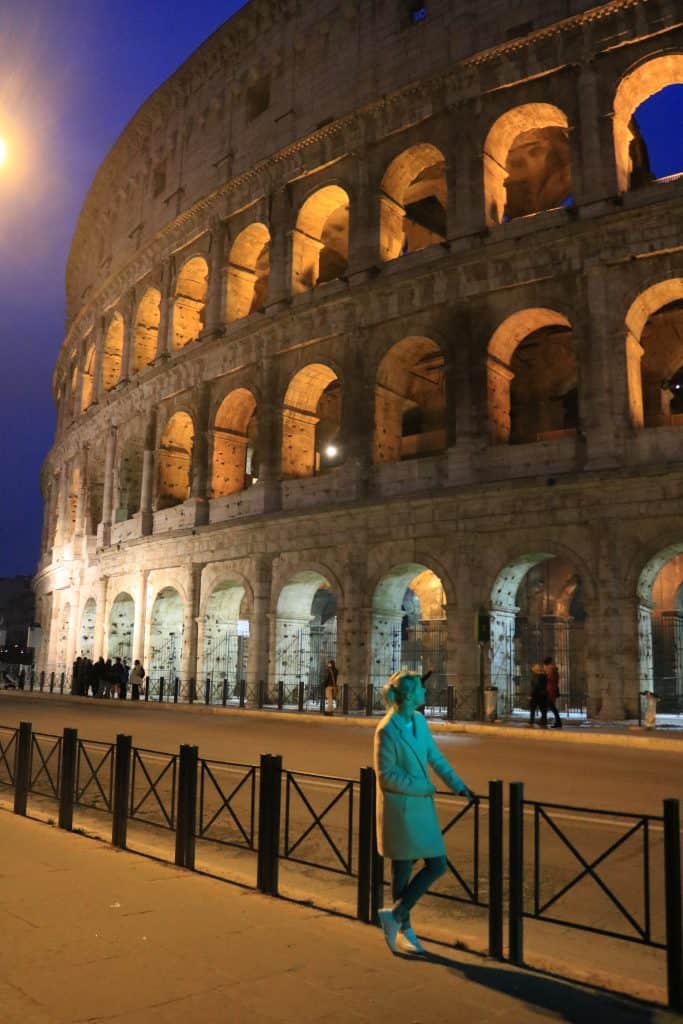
(277, 624, 337, 705)
(652, 613, 683, 713)
(149, 635, 181, 692)
(204, 631, 249, 703)
(371, 621, 447, 709)
(498, 617, 586, 716)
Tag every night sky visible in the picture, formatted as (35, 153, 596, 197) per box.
(0, 3, 680, 579)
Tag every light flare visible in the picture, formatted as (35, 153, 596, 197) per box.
(0, 137, 7, 168)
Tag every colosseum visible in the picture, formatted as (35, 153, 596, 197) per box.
(34, 0, 683, 722)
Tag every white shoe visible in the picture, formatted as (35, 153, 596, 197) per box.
(399, 926, 426, 954)
(378, 908, 401, 953)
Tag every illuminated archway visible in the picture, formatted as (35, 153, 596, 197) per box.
(101, 313, 124, 392)
(81, 342, 95, 412)
(624, 279, 683, 429)
(291, 186, 349, 294)
(211, 389, 258, 497)
(227, 224, 270, 321)
(202, 579, 250, 701)
(281, 364, 341, 478)
(483, 104, 571, 226)
(274, 570, 337, 705)
(109, 593, 135, 663)
(613, 56, 683, 193)
(374, 337, 445, 463)
(148, 587, 184, 686)
(157, 412, 194, 509)
(132, 288, 160, 371)
(379, 144, 447, 261)
(116, 436, 144, 520)
(637, 545, 683, 712)
(80, 598, 96, 660)
(172, 256, 208, 349)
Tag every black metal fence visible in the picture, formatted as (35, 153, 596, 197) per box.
(0, 717, 681, 1007)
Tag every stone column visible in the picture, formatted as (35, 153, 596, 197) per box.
(120, 292, 136, 382)
(190, 383, 210, 525)
(581, 263, 625, 469)
(264, 186, 292, 310)
(92, 318, 105, 404)
(247, 557, 273, 692)
(256, 356, 281, 512)
(181, 563, 203, 696)
(140, 410, 157, 534)
(93, 576, 108, 661)
(348, 161, 381, 280)
(337, 557, 367, 688)
(132, 570, 149, 665)
(155, 257, 173, 361)
(452, 110, 486, 238)
(204, 218, 227, 335)
(53, 468, 69, 548)
(98, 428, 117, 548)
(489, 609, 517, 715)
(340, 338, 373, 498)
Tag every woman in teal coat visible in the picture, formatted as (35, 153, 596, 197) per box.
(374, 671, 473, 954)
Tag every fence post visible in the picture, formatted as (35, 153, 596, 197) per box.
(298, 679, 305, 713)
(175, 744, 199, 870)
(257, 753, 282, 896)
(29, 670, 34, 692)
(365, 683, 374, 716)
(205, 677, 211, 704)
(342, 683, 349, 716)
(239, 679, 246, 708)
(173, 677, 179, 704)
(58, 728, 78, 831)
(13, 721, 32, 816)
(144, 676, 149, 701)
(257, 679, 265, 709)
(158, 676, 164, 702)
(39, 671, 45, 691)
(188, 677, 195, 704)
(664, 798, 683, 1012)
(49, 671, 55, 693)
(223, 678, 229, 707)
(488, 779, 504, 959)
(357, 767, 374, 922)
(60, 672, 65, 694)
(508, 781, 524, 965)
(277, 680, 284, 710)
(111, 734, 132, 849)
(447, 684, 456, 721)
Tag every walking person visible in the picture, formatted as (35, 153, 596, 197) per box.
(543, 655, 562, 728)
(374, 671, 473, 955)
(130, 659, 145, 701)
(323, 658, 338, 716)
(529, 663, 548, 727)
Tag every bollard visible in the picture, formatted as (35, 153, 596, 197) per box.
(111, 734, 132, 848)
(277, 680, 284, 710)
(173, 677, 179, 704)
(365, 682, 374, 717)
(446, 684, 456, 721)
(298, 679, 305, 713)
(175, 744, 199, 870)
(159, 677, 165, 702)
(357, 767, 375, 923)
(39, 671, 45, 692)
(144, 676, 149, 701)
(257, 679, 265, 709)
(488, 779, 504, 959)
(13, 721, 32, 816)
(239, 679, 246, 709)
(29, 671, 35, 692)
(58, 728, 78, 831)
(60, 672, 65, 694)
(342, 683, 350, 716)
(49, 672, 55, 693)
(205, 677, 211, 705)
(256, 753, 282, 896)
(664, 798, 683, 1012)
(508, 781, 524, 965)
(188, 677, 196, 704)
(223, 678, 229, 707)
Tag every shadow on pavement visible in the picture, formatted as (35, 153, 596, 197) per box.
(404, 949, 674, 1023)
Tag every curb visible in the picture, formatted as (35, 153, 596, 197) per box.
(3, 688, 683, 752)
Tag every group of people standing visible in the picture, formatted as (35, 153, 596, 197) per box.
(529, 656, 562, 728)
(71, 656, 146, 700)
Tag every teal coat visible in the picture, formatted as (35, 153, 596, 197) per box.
(374, 710, 468, 860)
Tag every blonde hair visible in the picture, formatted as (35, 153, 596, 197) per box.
(382, 670, 422, 708)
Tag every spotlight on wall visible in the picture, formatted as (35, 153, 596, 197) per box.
(324, 444, 338, 459)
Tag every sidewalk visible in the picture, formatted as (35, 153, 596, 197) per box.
(4, 687, 683, 753)
(0, 810, 677, 1024)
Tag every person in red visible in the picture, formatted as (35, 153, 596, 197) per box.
(543, 656, 562, 728)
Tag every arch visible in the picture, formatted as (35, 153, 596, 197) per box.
(379, 144, 447, 261)
(374, 336, 445, 463)
(613, 55, 683, 193)
(86, 446, 105, 534)
(212, 388, 258, 497)
(172, 256, 208, 350)
(80, 597, 96, 659)
(370, 563, 447, 708)
(624, 279, 683, 428)
(101, 312, 124, 392)
(157, 412, 194, 508)
(486, 309, 575, 444)
(109, 592, 135, 662)
(489, 552, 588, 716)
(637, 543, 683, 712)
(274, 569, 338, 700)
(132, 287, 161, 372)
(81, 342, 95, 412)
(116, 435, 144, 520)
(227, 223, 270, 321)
(292, 185, 349, 294)
(148, 586, 184, 684)
(281, 363, 341, 478)
(202, 578, 250, 697)
(483, 103, 571, 226)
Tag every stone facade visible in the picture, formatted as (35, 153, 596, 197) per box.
(34, 0, 683, 719)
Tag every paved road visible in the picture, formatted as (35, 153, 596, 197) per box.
(1, 692, 681, 812)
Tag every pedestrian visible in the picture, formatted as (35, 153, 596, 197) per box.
(130, 659, 145, 701)
(529, 663, 548, 727)
(543, 655, 562, 728)
(94, 657, 106, 697)
(323, 658, 338, 715)
(113, 657, 126, 700)
(374, 671, 473, 955)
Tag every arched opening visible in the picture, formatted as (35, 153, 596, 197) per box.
(371, 564, 447, 713)
(274, 570, 337, 707)
(489, 554, 587, 717)
(624, 281, 683, 429)
(483, 104, 572, 226)
(379, 144, 447, 261)
(172, 256, 208, 350)
(291, 186, 349, 294)
(81, 343, 95, 412)
(211, 389, 259, 497)
(108, 593, 134, 663)
(227, 223, 270, 321)
(157, 412, 194, 509)
(374, 337, 445, 463)
(202, 580, 250, 702)
(487, 309, 577, 444)
(80, 598, 96, 660)
(613, 56, 683, 193)
(637, 545, 683, 715)
(148, 587, 184, 688)
(281, 364, 342, 478)
(101, 313, 124, 392)
(86, 448, 105, 534)
(132, 288, 160, 372)
(116, 436, 144, 521)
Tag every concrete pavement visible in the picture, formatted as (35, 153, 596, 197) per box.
(0, 809, 678, 1024)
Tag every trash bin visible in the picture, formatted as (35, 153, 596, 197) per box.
(484, 686, 498, 722)
(640, 690, 658, 729)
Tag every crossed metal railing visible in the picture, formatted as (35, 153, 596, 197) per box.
(130, 746, 177, 829)
(198, 757, 256, 849)
(283, 770, 355, 875)
(0, 725, 18, 787)
(29, 731, 61, 800)
(76, 739, 114, 812)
